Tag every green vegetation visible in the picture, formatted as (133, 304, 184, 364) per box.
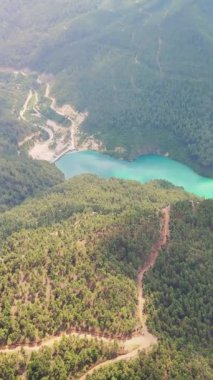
(84, 198, 213, 379)
(38, 100, 71, 128)
(0, 1, 212, 378)
(144, 200, 213, 355)
(1, 176, 187, 345)
(0, 0, 213, 176)
(0, 72, 34, 155)
(0, 176, 192, 243)
(0, 72, 64, 211)
(1, 0, 212, 175)
(0, 335, 119, 380)
(87, 343, 213, 380)
(0, 212, 138, 343)
(0, 157, 63, 212)
(0, 176, 211, 379)
(0, 72, 35, 121)
(52, 0, 213, 176)
(0, 0, 102, 67)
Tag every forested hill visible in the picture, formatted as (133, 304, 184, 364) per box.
(0, 73, 64, 212)
(145, 199, 213, 353)
(0, 176, 190, 348)
(0, 176, 212, 379)
(0, 175, 192, 243)
(0, 0, 212, 377)
(0, 0, 212, 176)
(87, 198, 213, 380)
(0, 157, 63, 213)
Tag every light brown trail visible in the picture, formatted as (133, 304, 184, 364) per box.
(79, 206, 170, 379)
(0, 207, 170, 380)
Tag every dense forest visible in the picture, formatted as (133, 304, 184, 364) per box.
(0, 335, 119, 380)
(0, 0, 212, 175)
(0, 175, 191, 243)
(0, 176, 212, 379)
(86, 343, 213, 380)
(0, 176, 191, 345)
(83, 199, 213, 379)
(1, 341, 212, 380)
(0, 0, 212, 378)
(0, 157, 63, 212)
(144, 200, 213, 354)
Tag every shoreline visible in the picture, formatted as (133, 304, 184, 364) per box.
(0, 66, 211, 179)
(54, 149, 213, 182)
(54, 151, 213, 199)
(50, 148, 77, 163)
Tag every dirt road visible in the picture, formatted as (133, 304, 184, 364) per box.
(0, 207, 170, 380)
(79, 206, 170, 379)
(19, 90, 33, 121)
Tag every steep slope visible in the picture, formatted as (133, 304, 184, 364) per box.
(79, 199, 213, 380)
(0, 177, 189, 346)
(145, 200, 213, 354)
(0, 175, 191, 243)
(0, 71, 64, 211)
(1, 0, 212, 175)
(0, 157, 63, 212)
(0, 177, 211, 379)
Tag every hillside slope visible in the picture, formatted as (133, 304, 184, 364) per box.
(86, 198, 213, 380)
(0, 177, 189, 345)
(0, 71, 64, 212)
(0, 176, 212, 379)
(0, 0, 212, 175)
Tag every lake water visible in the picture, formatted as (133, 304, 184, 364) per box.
(56, 151, 213, 199)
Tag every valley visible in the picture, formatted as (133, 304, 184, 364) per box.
(1, 67, 213, 199)
(0, 1, 212, 379)
(1, 0, 212, 176)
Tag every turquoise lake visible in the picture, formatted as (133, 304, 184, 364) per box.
(56, 151, 213, 199)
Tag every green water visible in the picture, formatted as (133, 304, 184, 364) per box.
(56, 151, 213, 198)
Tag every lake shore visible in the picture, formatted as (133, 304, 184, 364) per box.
(1, 66, 212, 178)
(55, 151, 213, 199)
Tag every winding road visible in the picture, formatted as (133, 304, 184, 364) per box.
(79, 205, 170, 379)
(0, 206, 170, 379)
(19, 89, 33, 121)
(28, 81, 88, 162)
